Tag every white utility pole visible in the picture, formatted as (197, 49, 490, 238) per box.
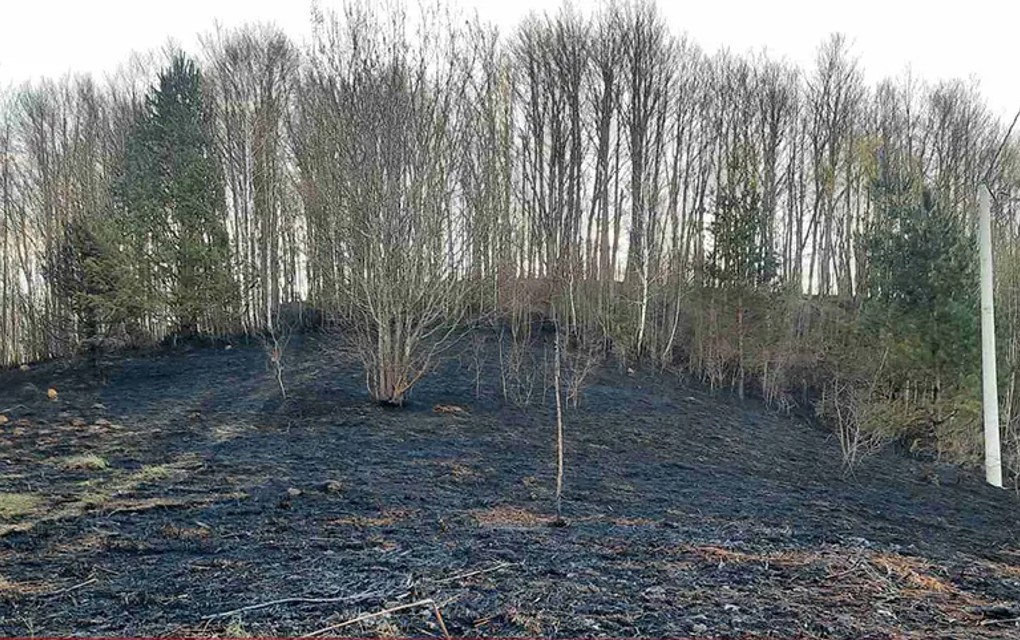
(978, 185, 1002, 488)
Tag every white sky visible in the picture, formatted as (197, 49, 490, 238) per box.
(0, 0, 1016, 119)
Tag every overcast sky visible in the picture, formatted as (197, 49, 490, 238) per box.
(0, 0, 1015, 119)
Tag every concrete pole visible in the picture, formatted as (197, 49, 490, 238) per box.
(978, 185, 1003, 488)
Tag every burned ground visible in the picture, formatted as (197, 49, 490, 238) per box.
(1, 335, 1019, 638)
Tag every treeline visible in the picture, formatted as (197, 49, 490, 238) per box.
(2, 0, 1020, 476)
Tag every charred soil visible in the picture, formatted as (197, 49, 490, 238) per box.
(1, 335, 1019, 638)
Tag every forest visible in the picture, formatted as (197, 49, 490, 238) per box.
(3, 1, 1020, 636)
(4, 1, 1019, 476)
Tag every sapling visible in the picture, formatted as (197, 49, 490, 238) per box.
(261, 307, 296, 399)
(553, 319, 566, 524)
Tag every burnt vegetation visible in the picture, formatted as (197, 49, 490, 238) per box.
(3, 0, 1020, 637)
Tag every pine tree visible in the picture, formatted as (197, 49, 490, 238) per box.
(865, 175, 979, 394)
(707, 147, 777, 399)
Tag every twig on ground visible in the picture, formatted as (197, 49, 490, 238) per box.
(44, 577, 97, 597)
(431, 601, 451, 639)
(981, 617, 1020, 627)
(202, 589, 382, 620)
(826, 557, 864, 581)
(434, 561, 513, 585)
(300, 598, 437, 638)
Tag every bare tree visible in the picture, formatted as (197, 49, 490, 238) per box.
(553, 316, 566, 522)
(203, 24, 301, 334)
(300, 2, 473, 405)
(1, 0, 1019, 482)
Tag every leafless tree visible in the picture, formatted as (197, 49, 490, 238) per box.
(203, 24, 301, 334)
(298, 2, 474, 405)
(2, 0, 1020, 480)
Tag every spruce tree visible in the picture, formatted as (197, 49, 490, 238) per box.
(709, 148, 777, 290)
(117, 53, 233, 336)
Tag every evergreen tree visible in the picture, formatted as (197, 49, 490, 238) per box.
(709, 148, 777, 291)
(706, 147, 777, 399)
(116, 53, 233, 336)
(44, 220, 113, 352)
(864, 175, 979, 390)
(43, 216, 147, 357)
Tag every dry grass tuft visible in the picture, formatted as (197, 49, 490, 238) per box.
(610, 516, 656, 526)
(56, 453, 109, 471)
(981, 557, 1020, 580)
(433, 404, 469, 416)
(0, 493, 40, 518)
(439, 459, 479, 480)
(162, 523, 212, 540)
(680, 544, 820, 569)
(211, 422, 258, 443)
(328, 508, 417, 528)
(224, 617, 250, 638)
(81, 492, 111, 511)
(870, 552, 958, 595)
(368, 616, 403, 637)
(2, 490, 244, 538)
(507, 607, 544, 635)
(134, 464, 175, 482)
(103, 493, 246, 514)
(52, 533, 112, 555)
(472, 505, 556, 528)
(0, 574, 51, 596)
(1, 453, 216, 538)
(368, 535, 400, 553)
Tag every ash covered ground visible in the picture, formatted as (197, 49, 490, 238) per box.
(1, 334, 1019, 638)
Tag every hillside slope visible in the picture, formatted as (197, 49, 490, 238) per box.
(1, 336, 1019, 638)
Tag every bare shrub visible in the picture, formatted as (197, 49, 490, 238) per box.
(928, 391, 984, 467)
(301, 4, 473, 405)
(498, 323, 540, 408)
(760, 348, 787, 407)
(819, 379, 893, 475)
(815, 347, 923, 476)
(260, 304, 298, 399)
(349, 292, 467, 407)
(496, 277, 552, 408)
(557, 275, 605, 409)
(563, 338, 602, 409)
(1007, 419, 1020, 493)
(760, 351, 796, 414)
(467, 332, 488, 400)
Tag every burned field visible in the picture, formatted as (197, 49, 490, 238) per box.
(1, 337, 1020, 638)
